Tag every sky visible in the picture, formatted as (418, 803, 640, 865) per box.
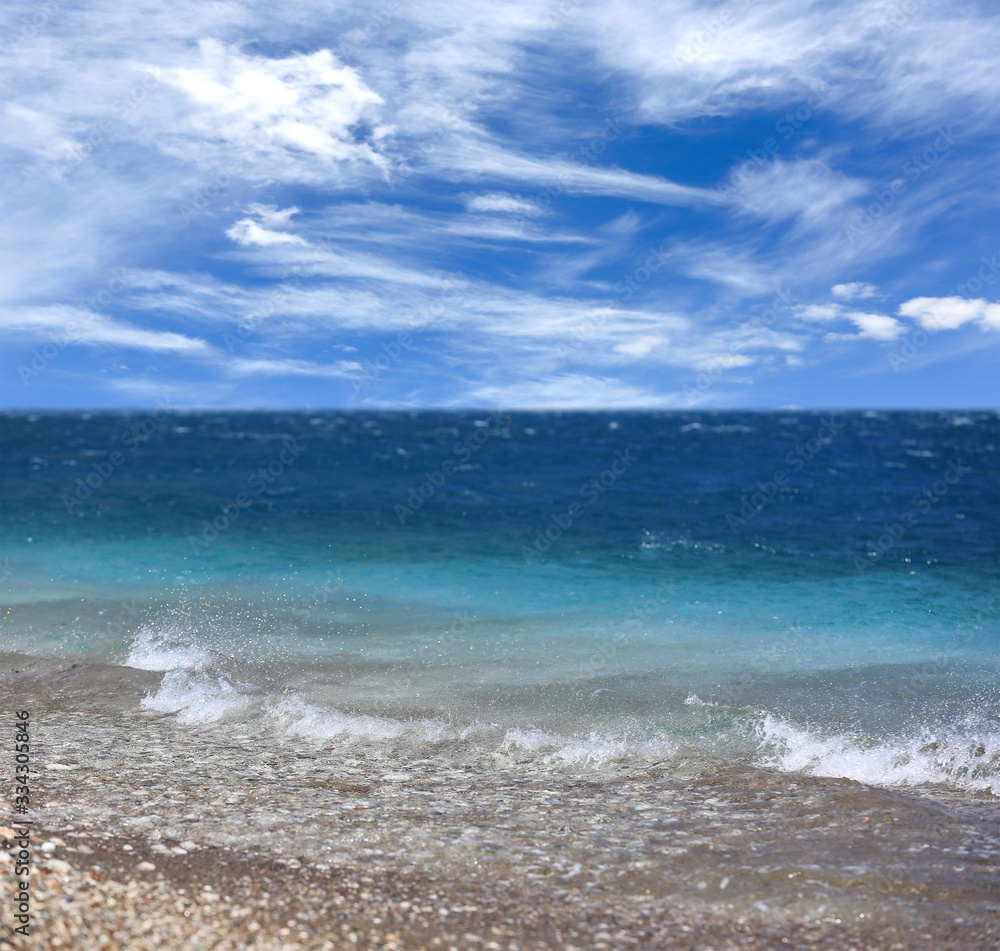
(1, 0, 998, 410)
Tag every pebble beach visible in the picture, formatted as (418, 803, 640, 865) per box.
(3, 654, 998, 950)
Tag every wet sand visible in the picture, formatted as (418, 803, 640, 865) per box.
(2, 655, 998, 949)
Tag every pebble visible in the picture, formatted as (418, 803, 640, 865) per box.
(9, 817, 979, 951)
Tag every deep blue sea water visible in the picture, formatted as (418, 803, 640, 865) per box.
(1, 410, 998, 795)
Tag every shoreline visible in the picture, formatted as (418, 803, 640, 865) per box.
(1, 656, 998, 949)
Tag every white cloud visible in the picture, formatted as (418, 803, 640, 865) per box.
(794, 300, 902, 341)
(3, 104, 77, 164)
(898, 296, 1000, 332)
(245, 204, 301, 227)
(731, 159, 867, 231)
(441, 140, 725, 208)
(795, 304, 841, 322)
(832, 282, 879, 300)
(613, 334, 668, 357)
(226, 219, 307, 247)
(158, 40, 389, 182)
(466, 193, 540, 215)
(667, 243, 774, 294)
(466, 373, 670, 408)
(442, 219, 593, 243)
(843, 311, 903, 340)
(584, 0, 999, 132)
(0, 306, 212, 355)
(228, 356, 361, 377)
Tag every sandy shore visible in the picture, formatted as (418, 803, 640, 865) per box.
(2, 655, 998, 949)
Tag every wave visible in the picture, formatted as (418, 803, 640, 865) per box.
(272, 697, 450, 743)
(754, 713, 1000, 796)
(501, 727, 675, 767)
(127, 627, 215, 672)
(124, 626, 999, 794)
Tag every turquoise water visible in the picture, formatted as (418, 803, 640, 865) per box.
(1, 410, 997, 794)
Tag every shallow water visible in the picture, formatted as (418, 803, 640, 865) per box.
(3, 652, 999, 944)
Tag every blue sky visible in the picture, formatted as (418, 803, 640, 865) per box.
(1, 0, 997, 409)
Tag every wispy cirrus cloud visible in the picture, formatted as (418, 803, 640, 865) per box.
(0, 0, 996, 408)
(0, 306, 213, 356)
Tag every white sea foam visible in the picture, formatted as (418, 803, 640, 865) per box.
(128, 621, 255, 725)
(501, 727, 675, 767)
(127, 626, 214, 672)
(126, 621, 454, 741)
(755, 713, 1000, 796)
(140, 668, 252, 724)
(271, 698, 451, 743)
(684, 693, 718, 707)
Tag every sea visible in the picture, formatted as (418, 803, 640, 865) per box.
(2, 408, 997, 796)
(3, 408, 1000, 941)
